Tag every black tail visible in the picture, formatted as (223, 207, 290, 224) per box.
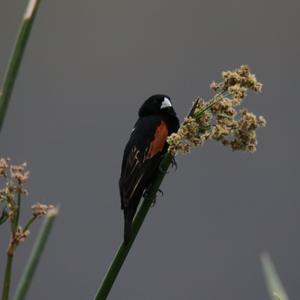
(123, 209, 133, 245)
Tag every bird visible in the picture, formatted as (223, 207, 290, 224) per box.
(119, 94, 180, 244)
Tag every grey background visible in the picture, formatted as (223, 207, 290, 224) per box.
(0, 0, 299, 299)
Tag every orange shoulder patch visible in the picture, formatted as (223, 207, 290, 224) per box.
(146, 120, 168, 159)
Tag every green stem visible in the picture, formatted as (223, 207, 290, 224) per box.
(12, 192, 21, 234)
(2, 193, 21, 300)
(94, 155, 173, 300)
(23, 216, 37, 232)
(194, 91, 227, 118)
(1, 255, 14, 300)
(13, 208, 58, 300)
(0, 0, 42, 132)
(261, 253, 289, 300)
(93, 100, 200, 300)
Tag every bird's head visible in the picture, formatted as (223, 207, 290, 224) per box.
(138, 94, 177, 118)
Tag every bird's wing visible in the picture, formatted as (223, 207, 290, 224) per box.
(119, 116, 169, 209)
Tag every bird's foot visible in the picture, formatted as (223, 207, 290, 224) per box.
(170, 157, 178, 170)
(143, 188, 164, 207)
(158, 155, 178, 174)
(157, 188, 164, 197)
(151, 189, 164, 207)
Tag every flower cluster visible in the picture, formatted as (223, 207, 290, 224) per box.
(168, 100, 211, 155)
(229, 110, 266, 152)
(32, 203, 55, 217)
(0, 158, 54, 255)
(14, 226, 30, 243)
(7, 226, 31, 256)
(0, 159, 30, 223)
(167, 65, 266, 155)
(211, 64, 262, 94)
(10, 163, 29, 185)
(0, 158, 9, 176)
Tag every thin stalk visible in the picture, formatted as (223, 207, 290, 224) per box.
(1, 256, 14, 300)
(0, 0, 42, 132)
(93, 100, 200, 300)
(23, 216, 37, 232)
(13, 208, 58, 300)
(12, 192, 21, 234)
(194, 90, 227, 118)
(1, 193, 21, 300)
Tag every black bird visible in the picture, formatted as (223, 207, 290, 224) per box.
(119, 95, 179, 244)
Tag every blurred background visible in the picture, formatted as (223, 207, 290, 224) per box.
(0, 0, 299, 299)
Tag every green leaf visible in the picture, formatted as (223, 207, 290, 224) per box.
(0, 0, 42, 132)
(261, 253, 290, 300)
(13, 208, 58, 300)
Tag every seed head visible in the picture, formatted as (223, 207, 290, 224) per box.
(0, 158, 9, 177)
(10, 163, 29, 185)
(32, 203, 55, 217)
(168, 65, 265, 155)
(14, 226, 30, 243)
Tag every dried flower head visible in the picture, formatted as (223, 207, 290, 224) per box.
(167, 100, 211, 155)
(209, 81, 219, 91)
(229, 110, 266, 152)
(0, 158, 9, 177)
(1, 159, 56, 257)
(0, 160, 31, 217)
(14, 226, 30, 243)
(168, 65, 265, 155)
(0, 182, 16, 210)
(32, 203, 55, 217)
(210, 65, 263, 99)
(219, 65, 263, 93)
(10, 163, 29, 185)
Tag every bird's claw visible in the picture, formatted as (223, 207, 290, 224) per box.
(143, 188, 164, 207)
(158, 155, 177, 174)
(151, 189, 164, 207)
(171, 157, 178, 170)
(157, 188, 164, 197)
